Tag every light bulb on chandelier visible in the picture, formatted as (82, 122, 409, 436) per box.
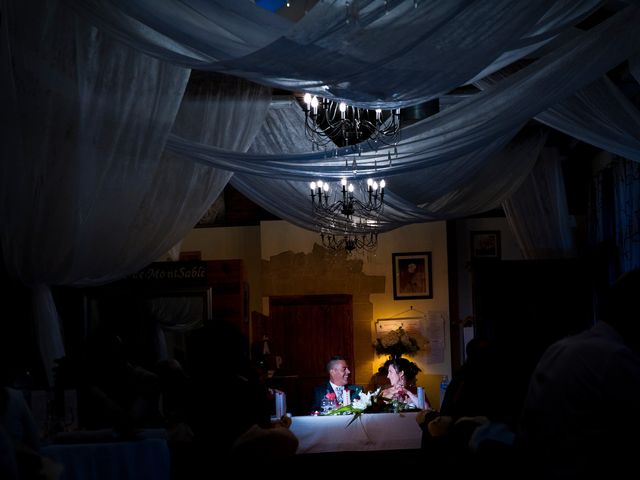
(301, 93, 400, 150)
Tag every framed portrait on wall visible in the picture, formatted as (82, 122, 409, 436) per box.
(392, 251, 433, 300)
(470, 230, 501, 259)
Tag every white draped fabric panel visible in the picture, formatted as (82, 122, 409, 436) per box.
(64, 0, 604, 107)
(503, 149, 576, 259)
(0, 0, 269, 382)
(2, 0, 640, 380)
(1, 0, 190, 382)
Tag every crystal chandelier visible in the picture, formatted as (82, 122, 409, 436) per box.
(310, 175, 385, 253)
(302, 93, 400, 149)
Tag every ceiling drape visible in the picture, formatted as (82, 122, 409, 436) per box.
(0, 0, 269, 383)
(3, 0, 640, 379)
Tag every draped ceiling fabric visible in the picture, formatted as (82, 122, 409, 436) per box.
(0, 0, 269, 382)
(503, 148, 576, 260)
(3, 0, 640, 380)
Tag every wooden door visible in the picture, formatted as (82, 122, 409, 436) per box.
(266, 294, 353, 415)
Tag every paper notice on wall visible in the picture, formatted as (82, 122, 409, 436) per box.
(425, 311, 447, 364)
(375, 316, 424, 338)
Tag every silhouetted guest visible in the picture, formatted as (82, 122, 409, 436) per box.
(0, 362, 46, 480)
(421, 338, 516, 478)
(0, 424, 18, 480)
(153, 358, 193, 479)
(184, 321, 296, 471)
(77, 326, 162, 434)
(440, 338, 501, 421)
(519, 268, 640, 479)
(186, 321, 271, 445)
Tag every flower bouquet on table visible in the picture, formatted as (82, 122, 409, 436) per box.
(386, 394, 421, 414)
(326, 388, 384, 427)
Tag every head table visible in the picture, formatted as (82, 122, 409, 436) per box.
(289, 412, 422, 454)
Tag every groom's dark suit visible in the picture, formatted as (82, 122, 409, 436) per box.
(311, 381, 363, 412)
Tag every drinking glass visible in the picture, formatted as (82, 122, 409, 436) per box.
(321, 397, 336, 415)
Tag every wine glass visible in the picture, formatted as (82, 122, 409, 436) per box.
(321, 397, 336, 415)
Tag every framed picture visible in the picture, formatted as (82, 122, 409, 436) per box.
(392, 251, 433, 300)
(470, 230, 501, 259)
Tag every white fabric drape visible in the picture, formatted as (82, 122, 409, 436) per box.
(64, 0, 603, 107)
(476, 70, 640, 162)
(0, 0, 270, 383)
(159, 72, 272, 248)
(589, 157, 640, 276)
(612, 160, 640, 273)
(503, 149, 576, 259)
(1, 0, 190, 382)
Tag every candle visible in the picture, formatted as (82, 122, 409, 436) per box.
(275, 390, 286, 418)
(343, 389, 351, 406)
(416, 386, 425, 409)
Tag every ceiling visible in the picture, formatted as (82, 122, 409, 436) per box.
(160, 2, 640, 228)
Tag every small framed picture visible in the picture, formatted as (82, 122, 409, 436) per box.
(392, 252, 433, 300)
(470, 230, 501, 259)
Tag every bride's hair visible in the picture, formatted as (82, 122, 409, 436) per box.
(383, 357, 421, 384)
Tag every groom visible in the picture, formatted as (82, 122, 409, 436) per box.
(311, 356, 362, 412)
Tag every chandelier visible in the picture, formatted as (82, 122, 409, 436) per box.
(302, 93, 400, 149)
(310, 175, 386, 253)
(301, 93, 397, 252)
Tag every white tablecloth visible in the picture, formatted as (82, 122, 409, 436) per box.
(290, 412, 422, 454)
(41, 437, 170, 480)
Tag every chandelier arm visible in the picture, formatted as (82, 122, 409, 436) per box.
(303, 94, 394, 252)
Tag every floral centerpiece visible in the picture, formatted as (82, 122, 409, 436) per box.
(326, 388, 383, 426)
(374, 326, 426, 358)
(326, 387, 418, 427)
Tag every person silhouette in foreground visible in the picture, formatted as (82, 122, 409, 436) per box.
(519, 267, 640, 479)
(311, 356, 362, 412)
(420, 337, 517, 478)
(78, 327, 162, 435)
(0, 362, 62, 480)
(185, 321, 296, 473)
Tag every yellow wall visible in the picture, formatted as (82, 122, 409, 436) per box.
(180, 225, 263, 315)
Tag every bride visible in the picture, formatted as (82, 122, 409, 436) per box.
(380, 357, 428, 409)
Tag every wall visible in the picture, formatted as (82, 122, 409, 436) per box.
(452, 217, 523, 364)
(180, 226, 263, 316)
(454, 217, 523, 321)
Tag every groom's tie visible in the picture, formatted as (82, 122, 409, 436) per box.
(335, 386, 344, 404)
